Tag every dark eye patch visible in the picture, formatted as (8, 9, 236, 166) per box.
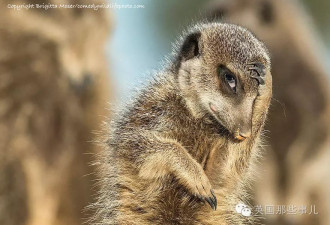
(247, 62, 265, 85)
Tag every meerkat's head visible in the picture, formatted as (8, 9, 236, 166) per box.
(174, 23, 271, 141)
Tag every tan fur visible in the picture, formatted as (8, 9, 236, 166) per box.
(207, 0, 330, 224)
(90, 23, 272, 225)
(0, 1, 111, 225)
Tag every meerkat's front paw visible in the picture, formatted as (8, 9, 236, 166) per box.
(177, 166, 217, 210)
(194, 175, 217, 210)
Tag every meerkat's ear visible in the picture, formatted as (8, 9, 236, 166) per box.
(174, 31, 201, 71)
(179, 31, 201, 61)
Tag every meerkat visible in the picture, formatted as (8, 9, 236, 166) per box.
(90, 22, 272, 225)
(206, 0, 330, 225)
(0, 1, 111, 225)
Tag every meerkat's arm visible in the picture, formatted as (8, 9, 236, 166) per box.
(134, 132, 217, 210)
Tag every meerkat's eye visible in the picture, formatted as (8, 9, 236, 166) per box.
(218, 65, 237, 92)
(225, 73, 236, 90)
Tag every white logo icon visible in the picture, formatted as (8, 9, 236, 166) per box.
(235, 203, 252, 217)
(241, 207, 252, 216)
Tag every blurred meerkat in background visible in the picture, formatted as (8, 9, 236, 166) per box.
(0, 1, 112, 225)
(206, 0, 330, 224)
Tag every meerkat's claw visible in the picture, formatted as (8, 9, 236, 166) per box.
(249, 66, 266, 77)
(251, 75, 265, 85)
(203, 189, 217, 211)
(205, 197, 216, 210)
(195, 191, 217, 210)
(247, 62, 266, 85)
(210, 189, 217, 210)
(248, 62, 265, 70)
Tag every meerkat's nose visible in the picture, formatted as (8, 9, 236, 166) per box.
(235, 128, 251, 141)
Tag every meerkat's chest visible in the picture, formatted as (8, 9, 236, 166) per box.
(178, 133, 227, 166)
